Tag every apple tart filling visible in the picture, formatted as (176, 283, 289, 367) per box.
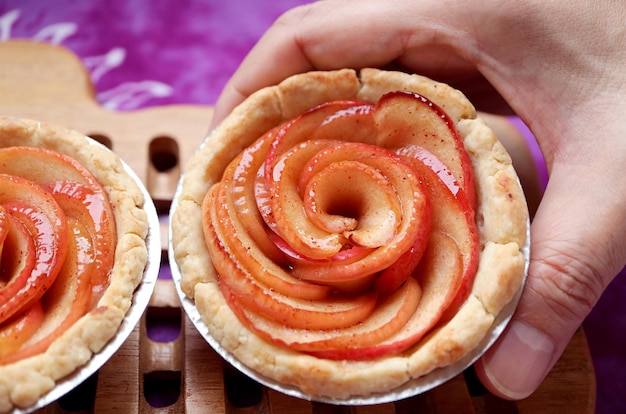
(0, 146, 116, 364)
(202, 91, 480, 359)
(0, 117, 152, 412)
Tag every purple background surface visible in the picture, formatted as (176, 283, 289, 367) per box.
(1, 1, 623, 412)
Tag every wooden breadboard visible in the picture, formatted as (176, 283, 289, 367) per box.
(0, 41, 596, 413)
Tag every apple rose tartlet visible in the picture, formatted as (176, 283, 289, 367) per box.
(0, 117, 156, 412)
(170, 69, 529, 402)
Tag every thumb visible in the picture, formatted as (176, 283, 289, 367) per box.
(475, 165, 626, 400)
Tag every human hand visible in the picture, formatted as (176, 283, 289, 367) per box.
(211, 0, 626, 399)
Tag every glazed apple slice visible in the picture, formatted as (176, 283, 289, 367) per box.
(0, 174, 68, 324)
(306, 102, 376, 145)
(300, 141, 431, 249)
(0, 206, 37, 295)
(226, 276, 421, 352)
(312, 231, 463, 360)
(264, 100, 376, 185)
(44, 180, 116, 307)
(300, 146, 403, 246)
(265, 138, 405, 260)
(0, 302, 44, 359)
(205, 178, 333, 301)
(374, 238, 428, 296)
(0, 218, 96, 365)
(290, 144, 431, 286)
(205, 217, 378, 331)
(0, 206, 7, 257)
(229, 128, 287, 262)
(398, 145, 462, 198)
(0, 147, 114, 299)
(204, 185, 378, 331)
(308, 150, 479, 360)
(268, 231, 374, 263)
(374, 91, 476, 207)
(0, 147, 99, 189)
(397, 145, 479, 308)
(262, 101, 376, 256)
(257, 150, 376, 283)
(265, 139, 344, 259)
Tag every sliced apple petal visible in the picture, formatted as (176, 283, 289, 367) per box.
(267, 139, 343, 259)
(0, 146, 99, 190)
(375, 240, 426, 296)
(303, 160, 401, 247)
(264, 100, 375, 185)
(300, 142, 429, 251)
(0, 218, 94, 365)
(396, 150, 479, 312)
(307, 103, 376, 144)
(0, 302, 44, 359)
(262, 102, 377, 260)
(0, 207, 36, 293)
(231, 129, 286, 261)
(0, 147, 115, 303)
(313, 231, 463, 360)
(374, 91, 476, 207)
(204, 196, 378, 331)
(228, 276, 421, 353)
(0, 206, 8, 259)
(397, 145, 462, 198)
(292, 153, 430, 285)
(205, 180, 333, 302)
(44, 180, 116, 306)
(0, 174, 67, 324)
(265, 230, 375, 265)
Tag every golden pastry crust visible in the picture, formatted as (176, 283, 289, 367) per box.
(171, 68, 529, 400)
(0, 117, 149, 412)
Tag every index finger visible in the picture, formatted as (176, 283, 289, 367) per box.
(210, 0, 473, 128)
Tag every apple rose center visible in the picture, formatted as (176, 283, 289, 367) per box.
(201, 91, 479, 359)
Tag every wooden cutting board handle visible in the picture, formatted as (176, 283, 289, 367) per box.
(0, 39, 212, 209)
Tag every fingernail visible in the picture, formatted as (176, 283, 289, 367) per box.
(481, 320, 555, 399)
